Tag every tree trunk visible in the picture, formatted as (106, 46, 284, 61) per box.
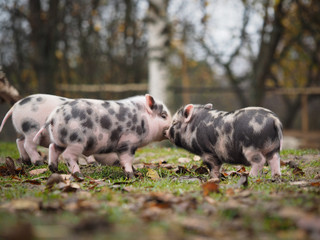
(28, 0, 60, 93)
(251, 1, 285, 105)
(147, 0, 170, 104)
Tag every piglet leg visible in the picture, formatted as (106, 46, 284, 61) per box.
(16, 138, 31, 165)
(118, 152, 135, 179)
(203, 154, 222, 179)
(24, 136, 44, 165)
(48, 143, 63, 172)
(268, 152, 281, 179)
(62, 145, 83, 177)
(243, 148, 266, 177)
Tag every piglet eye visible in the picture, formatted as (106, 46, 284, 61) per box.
(161, 113, 167, 119)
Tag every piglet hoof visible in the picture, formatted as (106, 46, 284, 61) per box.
(34, 160, 45, 166)
(72, 172, 84, 181)
(271, 174, 281, 183)
(22, 158, 32, 166)
(125, 171, 135, 179)
(49, 164, 59, 173)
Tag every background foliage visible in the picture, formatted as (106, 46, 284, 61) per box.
(0, 0, 319, 128)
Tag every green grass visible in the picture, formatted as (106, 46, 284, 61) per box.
(0, 142, 319, 240)
(0, 142, 20, 159)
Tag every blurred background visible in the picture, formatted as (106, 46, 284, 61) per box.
(0, 0, 319, 148)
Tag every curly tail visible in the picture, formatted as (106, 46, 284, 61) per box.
(33, 121, 51, 144)
(274, 118, 283, 150)
(0, 107, 14, 133)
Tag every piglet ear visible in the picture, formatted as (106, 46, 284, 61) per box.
(204, 103, 213, 110)
(184, 104, 194, 123)
(145, 94, 155, 114)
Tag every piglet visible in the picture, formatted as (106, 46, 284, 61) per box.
(0, 94, 70, 165)
(33, 94, 171, 178)
(166, 104, 283, 179)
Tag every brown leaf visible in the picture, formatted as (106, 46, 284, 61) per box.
(202, 182, 219, 196)
(146, 168, 160, 180)
(226, 188, 235, 196)
(6, 199, 40, 212)
(72, 172, 85, 182)
(5, 157, 16, 175)
(143, 162, 158, 169)
(28, 168, 48, 176)
(280, 160, 287, 166)
(62, 183, 80, 193)
(194, 166, 209, 174)
(23, 179, 41, 185)
(72, 216, 111, 234)
(0, 165, 9, 176)
(160, 163, 174, 169)
(175, 166, 190, 174)
(292, 167, 305, 176)
(310, 182, 320, 187)
(1, 222, 34, 240)
(236, 166, 246, 173)
(288, 160, 299, 169)
(180, 217, 213, 236)
(46, 173, 64, 188)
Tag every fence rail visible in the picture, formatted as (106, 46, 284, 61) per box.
(58, 83, 148, 93)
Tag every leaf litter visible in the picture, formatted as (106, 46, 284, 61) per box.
(0, 149, 319, 239)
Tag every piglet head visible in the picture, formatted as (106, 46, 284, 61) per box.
(144, 94, 171, 141)
(166, 104, 194, 145)
(166, 103, 213, 146)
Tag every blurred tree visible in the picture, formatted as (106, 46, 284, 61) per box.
(270, 0, 320, 127)
(28, 0, 61, 93)
(198, 0, 320, 128)
(146, 0, 171, 104)
(0, 0, 148, 97)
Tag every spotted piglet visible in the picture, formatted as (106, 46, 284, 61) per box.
(166, 104, 283, 179)
(34, 94, 171, 178)
(0, 94, 71, 165)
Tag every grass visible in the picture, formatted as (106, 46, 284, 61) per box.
(0, 142, 319, 239)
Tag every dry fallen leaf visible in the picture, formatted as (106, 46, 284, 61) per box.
(226, 188, 235, 196)
(1, 222, 35, 240)
(28, 168, 48, 176)
(193, 155, 201, 161)
(23, 179, 41, 185)
(146, 169, 160, 180)
(292, 167, 305, 176)
(194, 166, 209, 174)
(310, 181, 320, 187)
(4, 199, 40, 212)
(62, 183, 80, 193)
(236, 166, 247, 173)
(178, 157, 192, 163)
(46, 173, 64, 188)
(5, 157, 16, 175)
(202, 182, 219, 196)
(160, 163, 175, 169)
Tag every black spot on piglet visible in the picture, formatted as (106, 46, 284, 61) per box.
(21, 120, 39, 133)
(100, 115, 112, 129)
(19, 97, 32, 106)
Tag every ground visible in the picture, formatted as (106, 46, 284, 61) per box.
(0, 143, 319, 240)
